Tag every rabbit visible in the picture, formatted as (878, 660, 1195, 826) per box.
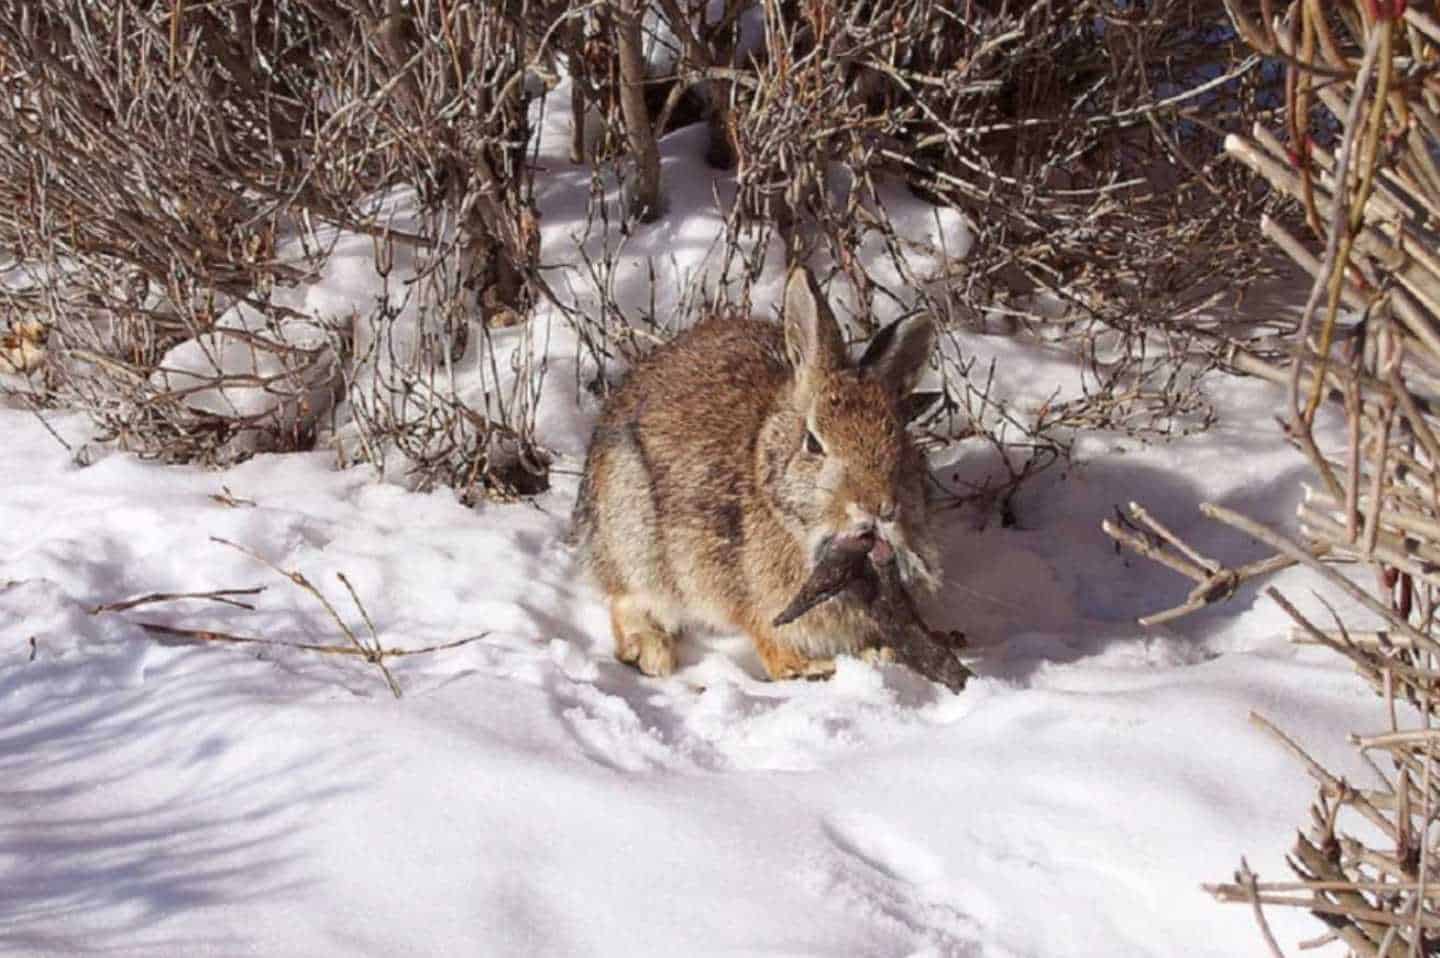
(572, 267, 941, 680)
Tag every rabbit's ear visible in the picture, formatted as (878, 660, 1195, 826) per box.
(858, 313, 936, 396)
(783, 268, 846, 374)
(900, 389, 943, 423)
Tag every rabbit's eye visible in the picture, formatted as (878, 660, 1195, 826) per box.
(804, 430, 825, 456)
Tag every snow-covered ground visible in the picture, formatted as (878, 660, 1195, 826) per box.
(1, 80, 1387, 956)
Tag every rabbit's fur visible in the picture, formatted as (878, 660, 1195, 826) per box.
(573, 268, 940, 680)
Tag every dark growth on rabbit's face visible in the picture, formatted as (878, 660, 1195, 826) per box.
(763, 270, 936, 574)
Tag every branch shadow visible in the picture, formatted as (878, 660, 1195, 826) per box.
(935, 448, 1315, 685)
(0, 644, 363, 953)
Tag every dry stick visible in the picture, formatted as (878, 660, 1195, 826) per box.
(1355, 730, 1440, 749)
(1206, 889, 1436, 933)
(90, 586, 264, 614)
(1297, 929, 1343, 951)
(1250, 710, 1399, 842)
(1343, 839, 1428, 884)
(1101, 512, 1295, 626)
(336, 571, 381, 648)
(1305, 489, 1440, 549)
(1201, 503, 1440, 656)
(1386, 664, 1400, 740)
(1289, 628, 1421, 650)
(1296, 506, 1440, 595)
(1224, 344, 1430, 439)
(1412, 593, 1438, 958)
(1398, 765, 1413, 875)
(612, 0, 662, 222)
(1240, 879, 1440, 895)
(1413, 742, 1435, 957)
(209, 486, 257, 508)
(1363, 659, 1440, 690)
(211, 537, 402, 698)
(1232, 875, 1440, 898)
(1311, 22, 1396, 408)
(1367, 751, 1440, 820)
(1292, 832, 1392, 952)
(1234, 857, 1290, 958)
(134, 621, 488, 658)
(1286, 121, 1417, 229)
(1397, 127, 1440, 222)
(1405, 7, 1440, 48)
(1125, 501, 1220, 573)
(1260, 215, 1368, 316)
(1363, 398, 1398, 561)
(1139, 554, 1298, 628)
(1352, 836, 1440, 885)
(1233, 132, 1440, 366)
(1221, 0, 1275, 54)
(1389, 447, 1440, 509)
(1378, 923, 1401, 958)
(1100, 518, 1211, 583)
(1387, 367, 1440, 473)
(1296, 25, 1384, 421)
(1268, 585, 1366, 666)
(1348, 375, 1364, 543)
(1311, 501, 1440, 595)
(334, 570, 401, 698)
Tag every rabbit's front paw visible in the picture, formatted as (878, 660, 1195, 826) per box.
(756, 635, 835, 681)
(859, 646, 897, 666)
(610, 594, 678, 677)
(634, 630, 676, 677)
(614, 626, 675, 677)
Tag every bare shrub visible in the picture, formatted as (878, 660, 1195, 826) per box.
(0, 1, 552, 491)
(580, 0, 1284, 514)
(1103, 3, 1440, 951)
(3, 2, 1281, 509)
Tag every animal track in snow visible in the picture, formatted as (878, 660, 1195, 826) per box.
(818, 810, 988, 955)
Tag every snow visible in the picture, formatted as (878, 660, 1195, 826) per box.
(0, 79, 1388, 957)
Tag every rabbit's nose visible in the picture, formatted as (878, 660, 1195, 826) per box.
(877, 500, 897, 523)
(844, 504, 878, 534)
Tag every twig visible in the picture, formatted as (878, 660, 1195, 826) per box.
(1126, 500, 1221, 574)
(1102, 502, 1296, 626)
(1235, 858, 1290, 958)
(209, 486, 257, 508)
(90, 587, 264, 614)
(1249, 711, 1398, 842)
(211, 537, 402, 697)
(134, 620, 489, 659)
(1202, 503, 1440, 656)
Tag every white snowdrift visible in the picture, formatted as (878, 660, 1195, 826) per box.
(149, 301, 341, 421)
(1, 351, 1391, 958)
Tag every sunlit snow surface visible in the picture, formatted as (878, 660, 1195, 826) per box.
(0, 81, 1386, 956)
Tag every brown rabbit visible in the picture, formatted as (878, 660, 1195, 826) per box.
(573, 267, 941, 680)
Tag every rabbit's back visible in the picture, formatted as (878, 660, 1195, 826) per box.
(574, 318, 788, 630)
